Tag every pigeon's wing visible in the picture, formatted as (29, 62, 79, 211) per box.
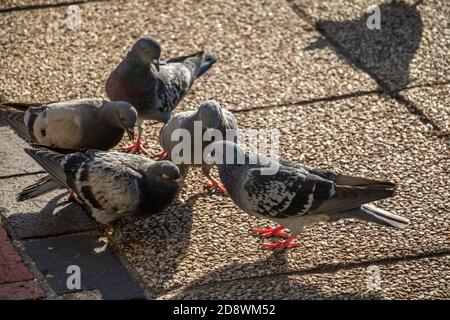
(73, 153, 141, 215)
(29, 100, 101, 148)
(23, 148, 71, 190)
(157, 64, 194, 113)
(161, 51, 216, 79)
(242, 166, 335, 218)
(0, 105, 31, 142)
(157, 52, 217, 113)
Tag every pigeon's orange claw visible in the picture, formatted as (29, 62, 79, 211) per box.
(204, 179, 227, 194)
(262, 236, 300, 253)
(253, 225, 289, 238)
(121, 135, 149, 155)
(154, 150, 169, 160)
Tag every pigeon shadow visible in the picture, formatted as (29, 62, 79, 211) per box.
(7, 192, 96, 239)
(116, 191, 205, 293)
(305, 0, 423, 93)
(168, 253, 381, 299)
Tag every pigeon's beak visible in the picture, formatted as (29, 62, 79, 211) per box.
(153, 58, 160, 72)
(175, 178, 186, 189)
(127, 129, 135, 141)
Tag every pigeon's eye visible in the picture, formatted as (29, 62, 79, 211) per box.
(161, 173, 170, 179)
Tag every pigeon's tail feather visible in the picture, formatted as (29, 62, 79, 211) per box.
(163, 51, 217, 79)
(17, 175, 61, 201)
(196, 52, 217, 78)
(24, 147, 69, 190)
(333, 174, 396, 190)
(0, 104, 30, 141)
(164, 51, 205, 64)
(350, 204, 410, 229)
(313, 183, 395, 216)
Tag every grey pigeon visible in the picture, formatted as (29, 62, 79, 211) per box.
(158, 100, 238, 193)
(106, 36, 217, 154)
(209, 141, 410, 252)
(0, 99, 137, 150)
(21, 147, 184, 224)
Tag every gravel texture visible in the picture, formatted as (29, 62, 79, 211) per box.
(0, 0, 448, 300)
(290, 0, 450, 92)
(0, 0, 376, 110)
(401, 84, 450, 132)
(158, 256, 450, 299)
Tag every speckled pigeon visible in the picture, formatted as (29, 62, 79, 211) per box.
(106, 36, 217, 154)
(21, 147, 184, 224)
(209, 141, 410, 252)
(157, 100, 238, 193)
(0, 99, 137, 150)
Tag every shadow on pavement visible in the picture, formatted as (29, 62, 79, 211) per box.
(116, 191, 203, 292)
(305, 0, 423, 92)
(169, 253, 380, 299)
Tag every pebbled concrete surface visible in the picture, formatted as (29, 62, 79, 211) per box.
(0, 0, 377, 110)
(159, 255, 449, 300)
(0, 0, 448, 300)
(401, 84, 450, 132)
(290, 0, 450, 93)
(25, 232, 147, 299)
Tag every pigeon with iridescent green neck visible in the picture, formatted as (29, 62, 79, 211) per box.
(106, 36, 217, 154)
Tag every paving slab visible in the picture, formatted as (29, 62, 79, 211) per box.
(159, 256, 449, 299)
(115, 93, 449, 294)
(24, 232, 146, 299)
(291, 0, 450, 92)
(0, 225, 34, 284)
(401, 84, 450, 131)
(0, 125, 43, 176)
(0, 0, 376, 110)
(0, 174, 96, 239)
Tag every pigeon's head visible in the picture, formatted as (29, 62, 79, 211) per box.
(197, 100, 224, 129)
(146, 161, 185, 189)
(106, 101, 138, 140)
(131, 36, 161, 71)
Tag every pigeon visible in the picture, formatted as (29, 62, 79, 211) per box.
(0, 99, 137, 150)
(21, 147, 184, 224)
(106, 36, 217, 154)
(158, 100, 238, 193)
(208, 141, 410, 252)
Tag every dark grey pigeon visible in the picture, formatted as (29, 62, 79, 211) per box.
(0, 99, 137, 150)
(158, 100, 238, 193)
(106, 36, 217, 154)
(210, 141, 410, 252)
(21, 147, 184, 224)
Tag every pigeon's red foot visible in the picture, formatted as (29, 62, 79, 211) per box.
(262, 236, 300, 253)
(253, 225, 289, 238)
(66, 190, 82, 204)
(154, 150, 169, 160)
(204, 177, 227, 194)
(121, 135, 149, 155)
